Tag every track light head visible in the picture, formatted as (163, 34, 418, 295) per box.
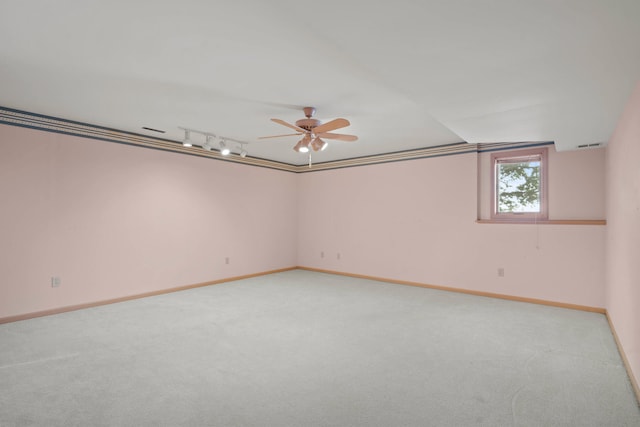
(240, 148, 247, 158)
(220, 140, 231, 156)
(182, 130, 193, 147)
(202, 135, 214, 151)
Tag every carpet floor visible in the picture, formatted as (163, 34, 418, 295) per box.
(1, 270, 639, 426)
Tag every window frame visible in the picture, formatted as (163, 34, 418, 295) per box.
(490, 147, 548, 221)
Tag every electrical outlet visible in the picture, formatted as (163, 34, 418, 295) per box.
(51, 276, 61, 287)
(337, 253, 341, 260)
(497, 268, 505, 277)
(320, 251, 324, 258)
(225, 257, 230, 265)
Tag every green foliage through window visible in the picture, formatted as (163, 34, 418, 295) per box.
(496, 158, 541, 213)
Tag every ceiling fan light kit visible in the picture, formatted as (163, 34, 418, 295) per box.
(311, 136, 328, 152)
(294, 134, 311, 153)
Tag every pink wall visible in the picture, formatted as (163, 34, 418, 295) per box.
(0, 124, 297, 318)
(606, 81, 640, 391)
(0, 121, 611, 321)
(298, 149, 606, 308)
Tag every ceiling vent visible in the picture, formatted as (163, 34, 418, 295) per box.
(142, 126, 166, 134)
(577, 143, 602, 149)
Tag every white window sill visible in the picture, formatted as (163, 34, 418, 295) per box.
(476, 219, 606, 225)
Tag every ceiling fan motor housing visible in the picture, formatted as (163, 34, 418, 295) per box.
(295, 118, 321, 131)
(296, 106, 320, 131)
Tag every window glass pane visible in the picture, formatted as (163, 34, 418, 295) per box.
(496, 157, 541, 213)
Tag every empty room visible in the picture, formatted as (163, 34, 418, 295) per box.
(1, 1, 639, 426)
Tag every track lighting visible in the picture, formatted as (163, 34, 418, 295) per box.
(202, 135, 214, 151)
(182, 129, 193, 147)
(219, 140, 231, 156)
(179, 127, 251, 158)
(178, 127, 249, 158)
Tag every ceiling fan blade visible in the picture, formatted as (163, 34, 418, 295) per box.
(258, 133, 302, 140)
(312, 118, 350, 134)
(271, 118, 307, 133)
(317, 132, 358, 142)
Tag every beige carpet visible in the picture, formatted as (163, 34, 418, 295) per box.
(1, 270, 638, 426)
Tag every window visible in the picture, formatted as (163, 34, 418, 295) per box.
(491, 147, 548, 221)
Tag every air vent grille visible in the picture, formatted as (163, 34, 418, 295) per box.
(142, 126, 166, 134)
(577, 143, 602, 149)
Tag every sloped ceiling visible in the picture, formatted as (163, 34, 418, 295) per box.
(1, 0, 638, 165)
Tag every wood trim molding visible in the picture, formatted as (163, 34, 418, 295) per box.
(293, 142, 477, 172)
(2, 266, 605, 324)
(477, 141, 555, 153)
(0, 267, 297, 324)
(476, 219, 606, 225)
(1, 106, 556, 173)
(0, 107, 298, 173)
(297, 266, 606, 314)
(605, 311, 640, 406)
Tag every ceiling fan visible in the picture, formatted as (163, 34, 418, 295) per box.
(259, 107, 358, 153)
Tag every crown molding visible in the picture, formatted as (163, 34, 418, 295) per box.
(0, 106, 554, 173)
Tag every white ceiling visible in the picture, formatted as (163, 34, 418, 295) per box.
(1, 0, 638, 165)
